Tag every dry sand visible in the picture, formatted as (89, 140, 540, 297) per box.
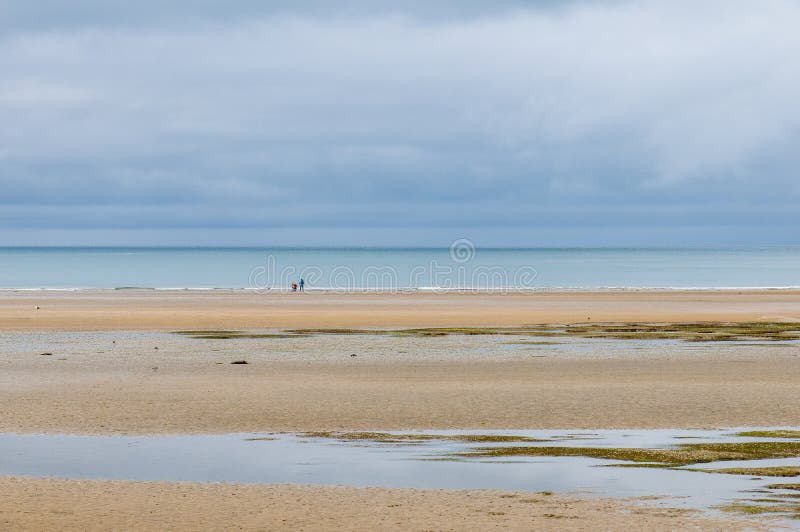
(2, 289, 800, 330)
(0, 477, 766, 531)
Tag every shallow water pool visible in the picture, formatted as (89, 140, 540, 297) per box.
(3, 428, 800, 519)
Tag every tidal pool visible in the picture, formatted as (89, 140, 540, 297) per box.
(2, 428, 800, 520)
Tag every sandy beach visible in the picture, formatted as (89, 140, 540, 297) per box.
(2, 289, 799, 529)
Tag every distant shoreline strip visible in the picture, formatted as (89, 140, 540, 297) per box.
(2, 286, 800, 292)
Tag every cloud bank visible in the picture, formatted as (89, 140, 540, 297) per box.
(1, 0, 799, 245)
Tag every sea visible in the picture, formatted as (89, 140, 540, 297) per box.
(0, 246, 798, 291)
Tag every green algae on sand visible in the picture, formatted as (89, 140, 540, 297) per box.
(735, 430, 800, 439)
(178, 322, 800, 342)
(524, 322, 800, 342)
(766, 484, 800, 491)
(688, 466, 800, 477)
(455, 441, 800, 467)
(285, 322, 800, 342)
(300, 431, 547, 444)
(716, 501, 800, 516)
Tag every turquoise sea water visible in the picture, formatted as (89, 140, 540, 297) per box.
(0, 247, 798, 290)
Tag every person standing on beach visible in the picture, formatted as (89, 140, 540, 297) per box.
(299, 278, 305, 292)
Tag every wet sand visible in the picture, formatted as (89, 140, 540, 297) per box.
(2, 289, 800, 330)
(0, 477, 766, 531)
(2, 330, 800, 434)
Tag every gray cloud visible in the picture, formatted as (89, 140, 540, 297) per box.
(0, 1, 586, 32)
(1, 0, 799, 245)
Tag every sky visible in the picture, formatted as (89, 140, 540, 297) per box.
(1, 0, 799, 247)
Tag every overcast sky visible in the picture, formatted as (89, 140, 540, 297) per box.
(1, 0, 799, 246)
